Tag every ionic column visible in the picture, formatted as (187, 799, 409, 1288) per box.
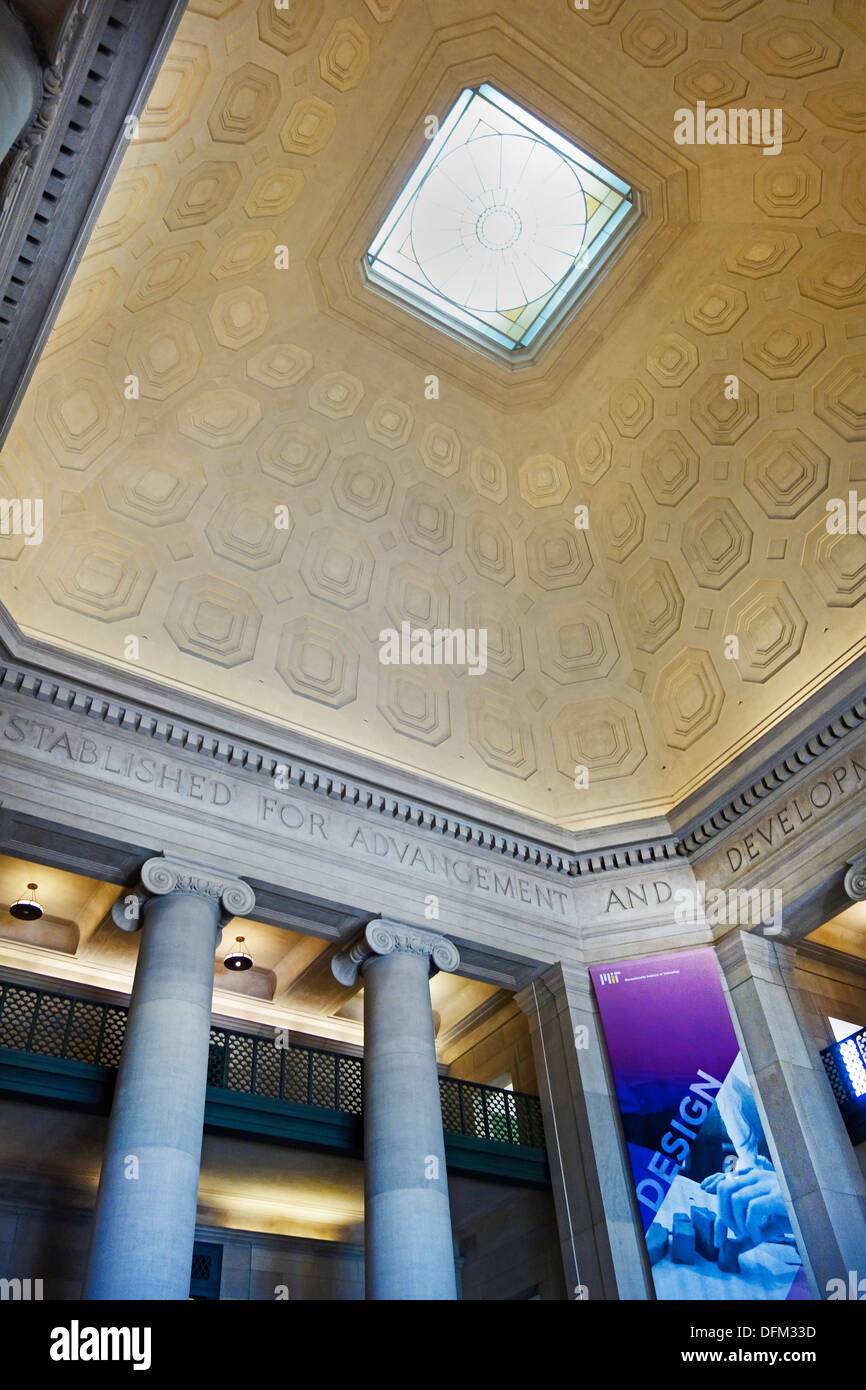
(844, 853, 866, 904)
(84, 855, 255, 1301)
(333, 918, 459, 1300)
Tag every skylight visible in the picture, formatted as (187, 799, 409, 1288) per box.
(365, 85, 636, 359)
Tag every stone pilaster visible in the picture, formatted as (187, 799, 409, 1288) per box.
(717, 929, 866, 1298)
(516, 963, 652, 1301)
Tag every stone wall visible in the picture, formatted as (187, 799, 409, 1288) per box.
(455, 1186, 566, 1301)
(448, 1002, 538, 1093)
(0, 1093, 561, 1299)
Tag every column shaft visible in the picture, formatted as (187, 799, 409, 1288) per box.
(84, 890, 220, 1300)
(363, 948, 456, 1299)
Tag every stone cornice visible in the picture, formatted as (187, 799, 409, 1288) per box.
(436, 988, 514, 1054)
(0, 0, 187, 442)
(781, 938, 866, 985)
(332, 919, 460, 987)
(674, 660, 866, 858)
(0, 611, 578, 875)
(569, 836, 682, 876)
(1, 611, 865, 886)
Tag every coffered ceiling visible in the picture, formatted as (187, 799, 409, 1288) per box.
(2, 0, 866, 832)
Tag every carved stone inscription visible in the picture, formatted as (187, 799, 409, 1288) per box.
(719, 750, 866, 875)
(0, 708, 571, 918)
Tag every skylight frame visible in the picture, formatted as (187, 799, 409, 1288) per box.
(364, 84, 642, 366)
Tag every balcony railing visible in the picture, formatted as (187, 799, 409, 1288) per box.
(821, 1026, 866, 1146)
(0, 978, 545, 1152)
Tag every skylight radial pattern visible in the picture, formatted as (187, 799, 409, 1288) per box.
(366, 85, 635, 356)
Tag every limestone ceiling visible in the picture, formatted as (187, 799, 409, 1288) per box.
(1, 0, 866, 831)
(807, 898, 866, 961)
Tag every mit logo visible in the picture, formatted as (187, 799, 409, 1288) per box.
(598, 971, 622, 986)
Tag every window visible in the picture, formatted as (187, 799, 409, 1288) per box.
(189, 1241, 222, 1301)
(365, 85, 636, 359)
(829, 1016, 862, 1042)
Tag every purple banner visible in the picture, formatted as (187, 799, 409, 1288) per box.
(590, 948, 810, 1300)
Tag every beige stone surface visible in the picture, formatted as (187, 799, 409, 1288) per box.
(2, 0, 866, 831)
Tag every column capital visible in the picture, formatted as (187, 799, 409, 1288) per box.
(844, 853, 866, 902)
(111, 854, 255, 933)
(331, 918, 459, 987)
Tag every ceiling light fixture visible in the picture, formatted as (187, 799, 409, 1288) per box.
(9, 882, 43, 921)
(223, 935, 252, 972)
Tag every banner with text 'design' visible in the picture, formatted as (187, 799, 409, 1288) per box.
(590, 947, 810, 1300)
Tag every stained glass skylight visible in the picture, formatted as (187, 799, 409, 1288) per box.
(366, 85, 636, 358)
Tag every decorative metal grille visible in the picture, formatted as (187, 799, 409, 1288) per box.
(0, 984, 37, 1050)
(0, 979, 544, 1150)
(822, 1029, 866, 1100)
(255, 1039, 281, 1100)
(338, 1056, 363, 1116)
(283, 1045, 309, 1106)
(207, 1029, 226, 1088)
(310, 1049, 336, 1109)
(65, 1001, 104, 1064)
(822, 1049, 851, 1107)
(225, 1033, 254, 1094)
(189, 1240, 222, 1301)
(99, 1009, 127, 1069)
(0, 981, 130, 1067)
(204, 1027, 364, 1117)
(439, 1076, 545, 1149)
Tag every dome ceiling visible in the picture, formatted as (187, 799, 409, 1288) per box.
(1, 0, 865, 832)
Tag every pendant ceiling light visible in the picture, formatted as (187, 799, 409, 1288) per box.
(9, 882, 43, 921)
(223, 935, 252, 972)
